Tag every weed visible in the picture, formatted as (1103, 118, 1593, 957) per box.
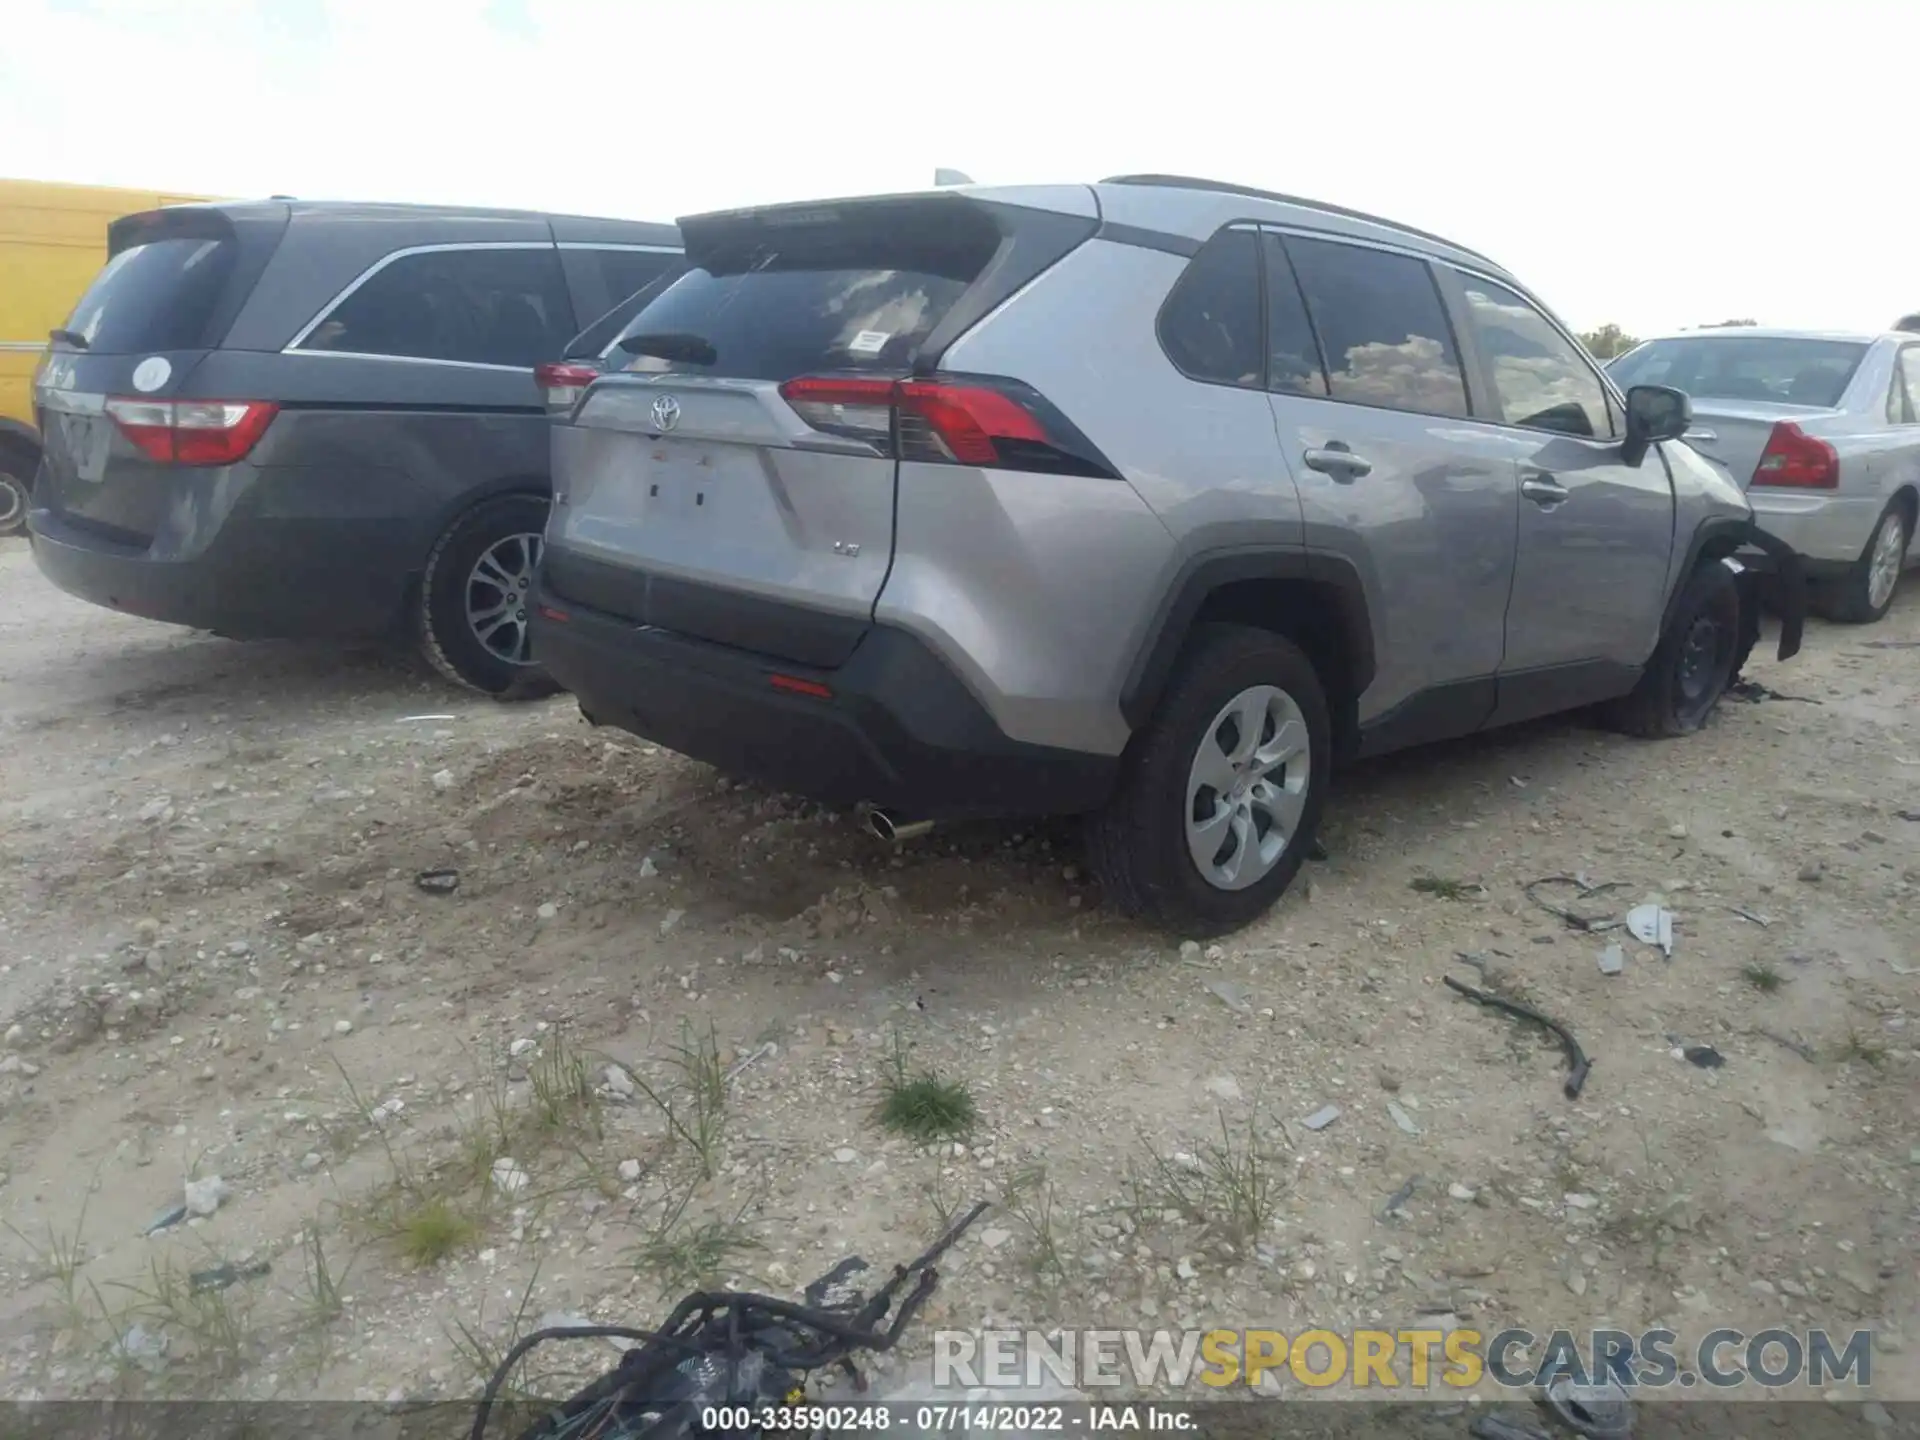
(1409, 875, 1484, 901)
(527, 1026, 601, 1142)
(631, 1020, 729, 1179)
(1742, 962, 1786, 994)
(630, 1183, 763, 1297)
(1129, 1109, 1282, 1246)
(918, 1159, 969, 1239)
(296, 1219, 350, 1326)
(876, 1033, 977, 1144)
(1838, 1031, 1887, 1069)
(993, 1166, 1068, 1282)
(395, 1198, 479, 1266)
(113, 1254, 255, 1379)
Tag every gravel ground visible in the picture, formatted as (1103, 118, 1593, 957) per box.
(0, 531, 1914, 1411)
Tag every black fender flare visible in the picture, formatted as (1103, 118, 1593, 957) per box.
(1667, 515, 1803, 663)
(1118, 547, 1376, 729)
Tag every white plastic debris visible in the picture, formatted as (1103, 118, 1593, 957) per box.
(1387, 1101, 1420, 1135)
(183, 1175, 229, 1218)
(1626, 904, 1675, 957)
(1597, 942, 1626, 976)
(1302, 1104, 1341, 1131)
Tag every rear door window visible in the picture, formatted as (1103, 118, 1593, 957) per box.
(1283, 236, 1469, 418)
(613, 216, 998, 380)
(1158, 227, 1263, 388)
(1457, 274, 1614, 438)
(298, 245, 575, 368)
(62, 236, 237, 353)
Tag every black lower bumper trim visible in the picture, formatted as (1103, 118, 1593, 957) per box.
(530, 587, 1118, 822)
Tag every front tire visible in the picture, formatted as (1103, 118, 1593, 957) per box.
(1604, 560, 1743, 738)
(1086, 624, 1330, 938)
(0, 450, 32, 538)
(417, 494, 560, 701)
(1818, 501, 1908, 625)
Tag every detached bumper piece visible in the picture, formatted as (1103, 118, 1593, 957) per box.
(1731, 522, 1805, 661)
(529, 587, 1118, 822)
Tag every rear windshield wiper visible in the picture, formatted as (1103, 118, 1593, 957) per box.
(49, 328, 89, 350)
(617, 331, 716, 366)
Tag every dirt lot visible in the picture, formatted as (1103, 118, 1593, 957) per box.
(0, 531, 1914, 1410)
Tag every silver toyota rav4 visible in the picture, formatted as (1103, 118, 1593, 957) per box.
(530, 175, 1805, 935)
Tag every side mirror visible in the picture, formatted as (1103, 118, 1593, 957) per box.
(1622, 384, 1690, 467)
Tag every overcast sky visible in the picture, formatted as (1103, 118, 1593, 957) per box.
(3, 0, 1913, 339)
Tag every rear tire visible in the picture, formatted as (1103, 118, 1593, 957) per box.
(1604, 560, 1743, 738)
(0, 447, 33, 538)
(417, 493, 560, 701)
(1085, 624, 1330, 938)
(1817, 501, 1908, 625)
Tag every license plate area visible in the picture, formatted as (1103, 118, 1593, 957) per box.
(57, 411, 112, 484)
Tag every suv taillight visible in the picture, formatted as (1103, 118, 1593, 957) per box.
(104, 399, 278, 466)
(1751, 421, 1838, 489)
(536, 362, 600, 415)
(777, 374, 1118, 478)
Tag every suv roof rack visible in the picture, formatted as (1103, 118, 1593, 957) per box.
(1099, 174, 1496, 267)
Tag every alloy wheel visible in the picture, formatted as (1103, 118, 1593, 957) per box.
(1184, 684, 1311, 891)
(466, 532, 543, 666)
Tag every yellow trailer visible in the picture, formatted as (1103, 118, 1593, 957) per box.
(0, 178, 211, 534)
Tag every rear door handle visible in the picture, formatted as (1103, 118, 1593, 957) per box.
(1303, 445, 1372, 481)
(1520, 475, 1571, 507)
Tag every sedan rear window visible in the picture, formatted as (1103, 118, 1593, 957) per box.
(612, 211, 999, 381)
(61, 235, 237, 353)
(1609, 336, 1867, 409)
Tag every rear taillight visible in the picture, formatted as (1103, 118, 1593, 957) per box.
(536, 362, 600, 415)
(776, 373, 1118, 478)
(1751, 422, 1838, 489)
(104, 398, 278, 466)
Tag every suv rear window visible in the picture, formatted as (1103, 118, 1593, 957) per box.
(612, 211, 999, 381)
(61, 235, 237, 353)
(1609, 336, 1868, 408)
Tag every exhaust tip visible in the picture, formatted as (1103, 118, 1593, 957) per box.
(865, 808, 933, 844)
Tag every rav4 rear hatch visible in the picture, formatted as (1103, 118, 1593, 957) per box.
(544, 189, 1096, 668)
(34, 203, 287, 543)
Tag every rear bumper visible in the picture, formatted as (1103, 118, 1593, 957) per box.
(28, 503, 417, 639)
(530, 587, 1119, 821)
(1747, 491, 1882, 567)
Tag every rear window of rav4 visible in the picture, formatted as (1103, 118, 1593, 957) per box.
(611, 206, 1001, 381)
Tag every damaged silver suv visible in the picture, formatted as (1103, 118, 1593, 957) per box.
(530, 175, 1804, 935)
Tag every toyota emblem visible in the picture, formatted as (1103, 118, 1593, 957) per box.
(650, 394, 681, 433)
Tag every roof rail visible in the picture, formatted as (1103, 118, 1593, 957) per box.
(1099, 174, 1496, 267)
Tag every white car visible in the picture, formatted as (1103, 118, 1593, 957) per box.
(1610, 327, 1920, 622)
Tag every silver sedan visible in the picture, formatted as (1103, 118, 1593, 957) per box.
(1608, 328, 1920, 622)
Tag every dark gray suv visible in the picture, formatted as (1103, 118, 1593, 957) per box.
(28, 199, 679, 696)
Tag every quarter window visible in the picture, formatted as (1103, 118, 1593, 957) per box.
(299, 246, 575, 368)
(1458, 274, 1613, 438)
(1159, 228, 1263, 388)
(1283, 236, 1469, 418)
(1895, 348, 1920, 425)
(588, 248, 681, 306)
